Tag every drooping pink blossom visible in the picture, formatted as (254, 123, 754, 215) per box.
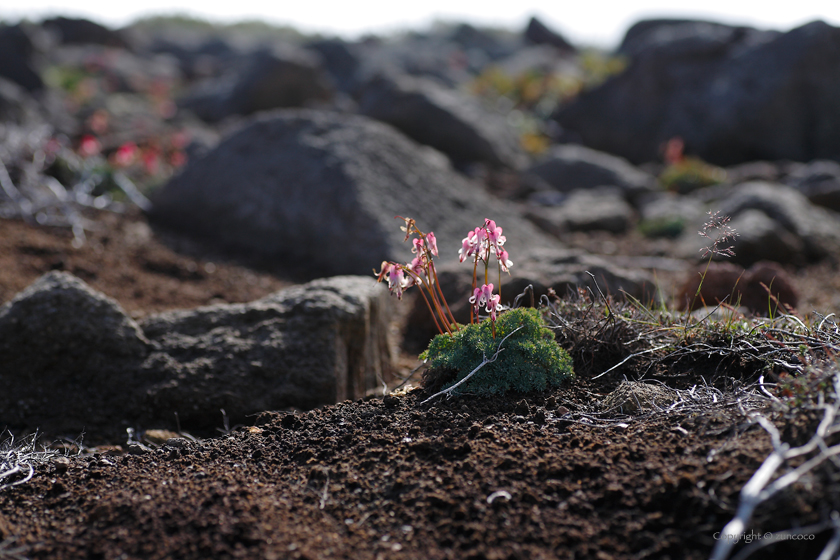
(426, 232, 438, 257)
(469, 283, 495, 313)
(497, 249, 513, 273)
(459, 229, 478, 262)
(485, 218, 506, 254)
(488, 294, 502, 321)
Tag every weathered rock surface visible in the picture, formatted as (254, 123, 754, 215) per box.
(358, 73, 523, 167)
(678, 182, 840, 266)
(0, 272, 394, 437)
(152, 109, 560, 276)
(139, 275, 393, 429)
(525, 144, 656, 203)
(555, 20, 840, 165)
(526, 188, 635, 234)
(676, 260, 799, 314)
(0, 24, 44, 92)
(0, 271, 151, 431)
(784, 160, 840, 212)
(179, 47, 333, 122)
(524, 16, 576, 52)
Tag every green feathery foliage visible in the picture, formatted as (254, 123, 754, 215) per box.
(420, 307, 574, 396)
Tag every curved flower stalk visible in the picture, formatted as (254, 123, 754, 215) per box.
(375, 217, 513, 338)
(375, 217, 458, 336)
(460, 219, 513, 334)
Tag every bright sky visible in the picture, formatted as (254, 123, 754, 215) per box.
(3, 1, 839, 48)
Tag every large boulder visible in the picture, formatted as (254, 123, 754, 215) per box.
(526, 188, 635, 234)
(41, 17, 131, 49)
(555, 20, 840, 165)
(179, 47, 333, 123)
(138, 276, 393, 429)
(151, 109, 560, 276)
(0, 272, 151, 432)
(525, 144, 656, 203)
(0, 24, 44, 92)
(358, 73, 524, 168)
(0, 272, 394, 438)
(677, 181, 840, 265)
(524, 16, 576, 52)
(784, 160, 840, 212)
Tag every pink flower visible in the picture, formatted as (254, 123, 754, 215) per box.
(78, 134, 101, 158)
(426, 232, 438, 257)
(388, 265, 407, 299)
(376, 261, 410, 299)
(497, 249, 513, 272)
(484, 219, 506, 253)
(459, 229, 478, 263)
(488, 294, 502, 321)
(469, 283, 495, 313)
(412, 237, 424, 254)
(407, 256, 425, 285)
(112, 142, 138, 167)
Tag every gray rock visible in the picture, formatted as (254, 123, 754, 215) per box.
(526, 144, 656, 203)
(306, 39, 361, 93)
(526, 188, 635, 234)
(0, 272, 394, 437)
(41, 16, 131, 49)
(784, 160, 840, 212)
(179, 47, 333, 123)
(0, 24, 44, 92)
(524, 16, 576, 52)
(556, 20, 840, 165)
(0, 77, 43, 125)
(677, 181, 840, 265)
(0, 271, 151, 430)
(151, 109, 560, 276)
(139, 275, 393, 429)
(358, 73, 524, 168)
(637, 192, 705, 238)
(720, 182, 840, 263)
(726, 209, 803, 265)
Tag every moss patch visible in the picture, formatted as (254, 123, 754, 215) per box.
(420, 307, 574, 396)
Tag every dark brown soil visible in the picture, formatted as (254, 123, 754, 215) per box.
(0, 384, 836, 560)
(2, 212, 839, 559)
(0, 209, 299, 318)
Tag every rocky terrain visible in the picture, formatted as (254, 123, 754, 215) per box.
(1, 14, 840, 560)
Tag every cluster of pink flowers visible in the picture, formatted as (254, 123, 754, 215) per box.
(460, 219, 513, 325)
(375, 217, 513, 337)
(376, 218, 456, 336)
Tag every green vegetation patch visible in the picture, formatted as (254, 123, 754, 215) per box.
(421, 307, 574, 396)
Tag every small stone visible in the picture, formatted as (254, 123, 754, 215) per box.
(127, 443, 151, 456)
(514, 400, 531, 416)
(165, 437, 190, 449)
